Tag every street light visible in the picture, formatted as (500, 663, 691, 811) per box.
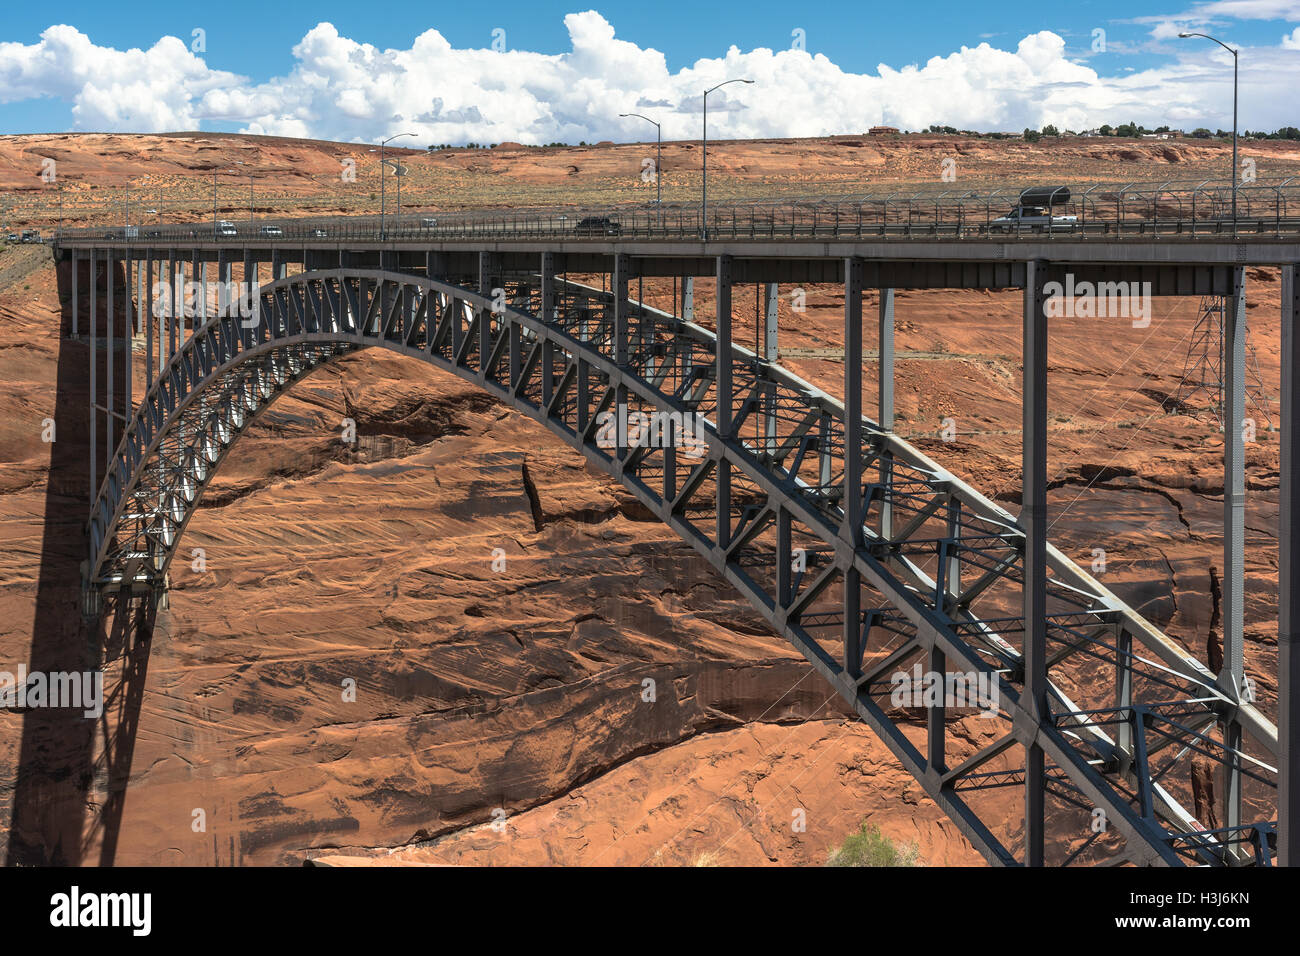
(377, 132, 416, 238)
(620, 112, 662, 215)
(382, 158, 409, 229)
(1179, 31, 1239, 225)
(701, 78, 753, 239)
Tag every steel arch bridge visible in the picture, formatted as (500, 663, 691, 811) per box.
(80, 262, 1279, 867)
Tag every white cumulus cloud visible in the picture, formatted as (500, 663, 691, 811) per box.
(1, 12, 1298, 141)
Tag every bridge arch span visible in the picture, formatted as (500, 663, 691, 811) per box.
(85, 266, 1276, 867)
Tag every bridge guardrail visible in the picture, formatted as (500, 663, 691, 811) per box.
(52, 178, 1300, 243)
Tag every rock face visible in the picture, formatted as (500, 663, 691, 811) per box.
(5, 131, 1300, 227)
(0, 136, 1287, 868)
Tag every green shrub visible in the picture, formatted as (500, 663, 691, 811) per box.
(826, 822, 921, 867)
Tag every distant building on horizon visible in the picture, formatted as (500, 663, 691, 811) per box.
(868, 126, 899, 135)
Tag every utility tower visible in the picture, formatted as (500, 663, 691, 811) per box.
(1173, 295, 1272, 431)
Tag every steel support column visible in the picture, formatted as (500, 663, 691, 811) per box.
(541, 252, 555, 410)
(879, 288, 895, 431)
(218, 252, 230, 318)
(167, 254, 177, 359)
(928, 643, 947, 773)
(879, 287, 896, 540)
(126, 257, 134, 419)
(135, 255, 143, 334)
(612, 254, 632, 471)
(145, 254, 153, 389)
(106, 251, 113, 473)
(844, 259, 865, 682)
(1023, 259, 1049, 867)
(1282, 262, 1300, 866)
(844, 259, 864, 541)
(682, 275, 695, 322)
(243, 251, 255, 337)
(71, 249, 79, 339)
(89, 248, 97, 508)
(1223, 264, 1247, 844)
(763, 281, 779, 457)
(178, 257, 187, 345)
(613, 254, 631, 366)
(716, 255, 733, 549)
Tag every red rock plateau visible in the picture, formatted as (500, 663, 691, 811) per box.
(0, 133, 1288, 866)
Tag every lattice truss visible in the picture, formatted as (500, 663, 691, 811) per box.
(87, 265, 1280, 866)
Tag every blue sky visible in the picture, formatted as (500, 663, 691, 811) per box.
(1, 0, 1297, 140)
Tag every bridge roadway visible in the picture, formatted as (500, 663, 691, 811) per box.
(51, 191, 1300, 867)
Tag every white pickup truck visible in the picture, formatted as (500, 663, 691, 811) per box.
(989, 205, 1078, 233)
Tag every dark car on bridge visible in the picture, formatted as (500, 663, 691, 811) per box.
(573, 216, 621, 236)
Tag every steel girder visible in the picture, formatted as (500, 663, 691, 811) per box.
(86, 266, 1279, 866)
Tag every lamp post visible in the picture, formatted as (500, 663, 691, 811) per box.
(383, 159, 408, 231)
(620, 112, 662, 216)
(378, 132, 416, 239)
(701, 78, 753, 239)
(1179, 31, 1239, 225)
